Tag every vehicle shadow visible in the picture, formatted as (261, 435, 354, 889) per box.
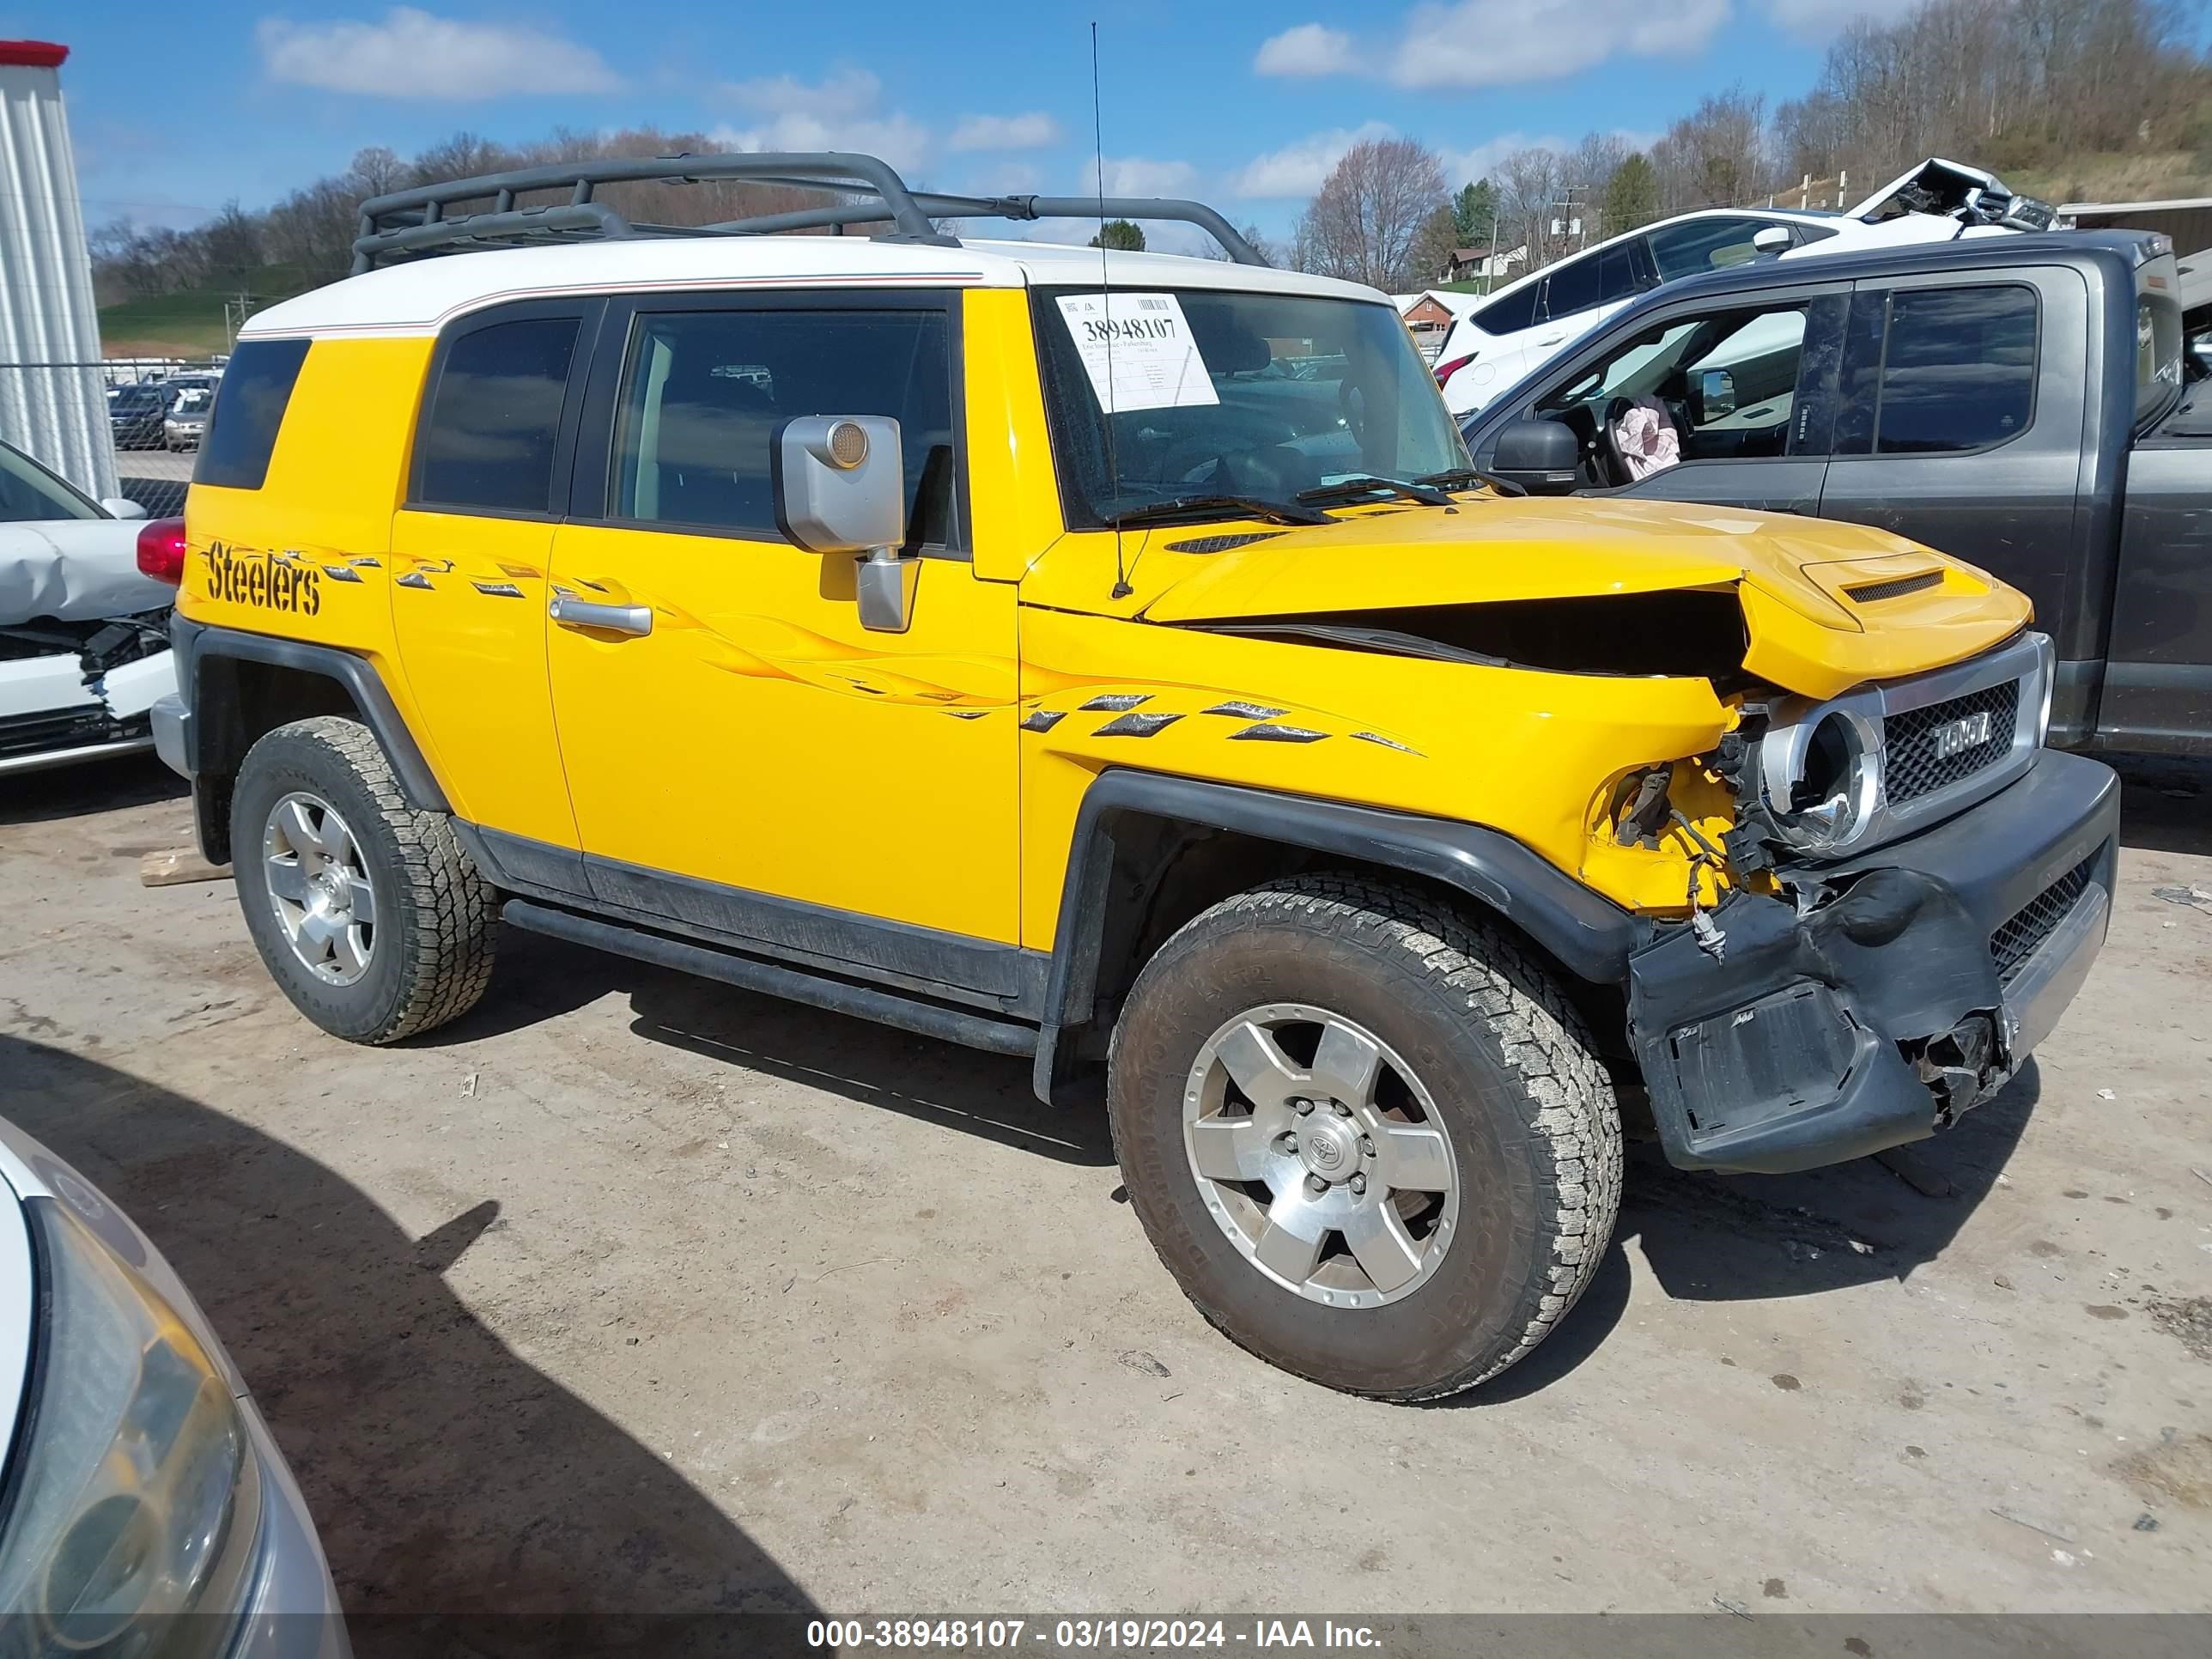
(0, 751, 186, 826)
(2109, 751, 2212, 857)
(457, 927, 1115, 1166)
(1, 1035, 819, 1656)
(1449, 1066, 2040, 1407)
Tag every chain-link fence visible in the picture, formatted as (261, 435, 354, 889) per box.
(1, 356, 221, 520)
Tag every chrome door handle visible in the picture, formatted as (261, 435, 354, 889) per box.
(549, 594, 653, 636)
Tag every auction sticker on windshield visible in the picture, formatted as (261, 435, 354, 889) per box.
(1056, 292, 1219, 412)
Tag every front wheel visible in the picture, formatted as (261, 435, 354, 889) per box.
(1108, 874, 1622, 1401)
(233, 716, 497, 1044)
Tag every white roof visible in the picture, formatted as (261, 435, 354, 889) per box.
(240, 234, 1383, 339)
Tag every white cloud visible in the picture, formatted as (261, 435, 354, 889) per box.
(1762, 0, 1927, 37)
(948, 112, 1062, 152)
(1389, 0, 1729, 89)
(1440, 131, 1572, 188)
(1093, 156, 1199, 197)
(1254, 22, 1355, 77)
(712, 68, 932, 171)
(256, 7, 623, 100)
(1231, 121, 1396, 198)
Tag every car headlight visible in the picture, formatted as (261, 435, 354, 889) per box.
(1757, 700, 1883, 856)
(0, 1197, 261, 1654)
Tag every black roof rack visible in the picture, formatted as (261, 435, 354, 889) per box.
(350, 151, 1267, 275)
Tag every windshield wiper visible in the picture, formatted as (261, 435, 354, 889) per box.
(1099, 493, 1333, 529)
(1415, 466, 1528, 499)
(1295, 476, 1455, 507)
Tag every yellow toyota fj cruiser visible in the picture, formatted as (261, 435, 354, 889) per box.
(144, 155, 2118, 1400)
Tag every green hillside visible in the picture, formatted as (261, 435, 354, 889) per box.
(99, 263, 319, 357)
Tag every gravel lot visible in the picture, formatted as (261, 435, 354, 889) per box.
(2, 754, 2208, 1623)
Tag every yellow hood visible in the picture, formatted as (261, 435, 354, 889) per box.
(1075, 495, 2033, 702)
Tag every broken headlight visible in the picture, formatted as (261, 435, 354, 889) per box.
(0, 1195, 260, 1654)
(1757, 698, 1883, 856)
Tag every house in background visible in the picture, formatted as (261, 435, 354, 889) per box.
(1394, 289, 1486, 359)
(1442, 243, 1528, 285)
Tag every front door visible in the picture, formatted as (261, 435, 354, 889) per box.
(544, 291, 1024, 957)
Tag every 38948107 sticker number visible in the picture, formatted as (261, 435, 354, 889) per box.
(205, 541, 321, 616)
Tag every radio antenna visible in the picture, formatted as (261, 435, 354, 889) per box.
(1092, 21, 1133, 600)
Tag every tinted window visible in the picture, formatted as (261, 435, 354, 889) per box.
(1645, 216, 1767, 283)
(1540, 253, 1602, 321)
(1542, 243, 1641, 323)
(610, 308, 959, 548)
(0, 441, 100, 522)
(1875, 285, 2036, 453)
(1474, 281, 1539, 335)
(194, 338, 309, 491)
(415, 318, 580, 513)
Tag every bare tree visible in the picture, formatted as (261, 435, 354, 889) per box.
(1294, 137, 1450, 289)
(1496, 146, 1565, 270)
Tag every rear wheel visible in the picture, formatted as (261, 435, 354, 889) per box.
(233, 716, 496, 1044)
(1108, 873, 1622, 1401)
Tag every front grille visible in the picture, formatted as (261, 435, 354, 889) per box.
(1989, 854, 2098, 985)
(0, 707, 107, 759)
(1884, 680, 2021, 804)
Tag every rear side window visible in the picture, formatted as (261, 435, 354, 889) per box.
(1473, 282, 1539, 335)
(194, 338, 310, 490)
(1646, 216, 1767, 283)
(414, 317, 580, 514)
(1875, 285, 2037, 453)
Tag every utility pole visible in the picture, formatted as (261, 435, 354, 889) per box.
(224, 289, 257, 350)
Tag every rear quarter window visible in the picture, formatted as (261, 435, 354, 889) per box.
(194, 338, 312, 490)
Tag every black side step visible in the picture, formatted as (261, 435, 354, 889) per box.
(501, 899, 1039, 1058)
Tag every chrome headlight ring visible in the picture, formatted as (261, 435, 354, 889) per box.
(1757, 694, 1885, 857)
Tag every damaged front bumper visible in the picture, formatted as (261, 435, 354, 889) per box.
(0, 648, 174, 775)
(1627, 748, 2118, 1174)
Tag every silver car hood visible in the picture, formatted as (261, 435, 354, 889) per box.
(0, 519, 170, 627)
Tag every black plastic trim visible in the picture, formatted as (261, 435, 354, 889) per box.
(465, 823, 1048, 1017)
(172, 615, 449, 811)
(501, 899, 1038, 1057)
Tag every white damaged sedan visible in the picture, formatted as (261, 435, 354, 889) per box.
(0, 1115, 349, 1653)
(0, 440, 177, 779)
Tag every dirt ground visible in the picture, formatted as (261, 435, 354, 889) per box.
(2, 753, 2208, 1621)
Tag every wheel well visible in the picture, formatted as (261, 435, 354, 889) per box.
(1053, 814, 1634, 1090)
(192, 657, 365, 864)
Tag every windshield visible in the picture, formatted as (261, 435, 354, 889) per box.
(0, 441, 102, 523)
(112, 387, 162, 410)
(1033, 286, 1469, 527)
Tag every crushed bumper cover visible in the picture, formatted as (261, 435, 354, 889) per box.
(1627, 749, 2118, 1174)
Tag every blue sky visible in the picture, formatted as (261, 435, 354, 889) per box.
(7, 1, 1924, 240)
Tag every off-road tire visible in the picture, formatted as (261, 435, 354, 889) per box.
(1108, 872, 1623, 1401)
(233, 715, 496, 1044)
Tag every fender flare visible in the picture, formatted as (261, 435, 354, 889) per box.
(1033, 769, 1640, 1103)
(171, 615, 450, 811)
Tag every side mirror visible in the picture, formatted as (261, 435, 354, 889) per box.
(1752, 225, 1791, 257)
(102, 497, 149, 521)
(1489, 418, 1582, 495)
(1693, 368, 1736, 423)
(774, 416, 913, 633)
